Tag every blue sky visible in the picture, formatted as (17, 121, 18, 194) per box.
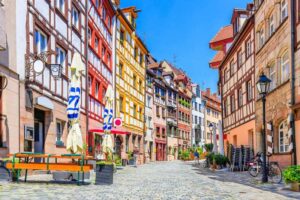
(121, 0, 250, 93)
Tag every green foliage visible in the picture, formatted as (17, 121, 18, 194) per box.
(206, 153, 229, 167)
(283, 165, 300, 183)
(181, 150, 190, 160)
(204, 144, 214, 152)
(127, 151, 133, 160)
(196, 147, 203, 155)
(113, 154, 122, 166)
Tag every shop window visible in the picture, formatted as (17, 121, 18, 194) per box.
(56, 120, 64, 146)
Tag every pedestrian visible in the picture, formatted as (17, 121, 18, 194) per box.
(194, 150, 199, 164)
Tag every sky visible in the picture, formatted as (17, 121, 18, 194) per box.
(120, 0, 250, 93)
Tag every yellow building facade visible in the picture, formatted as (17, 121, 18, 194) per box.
(115, 7, 148, 164)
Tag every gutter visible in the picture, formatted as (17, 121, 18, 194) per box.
(85, 0, 89, 155)
(290, 0, 297, 165)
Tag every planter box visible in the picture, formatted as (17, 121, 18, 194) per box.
(291, 182, 300, 192)
(95, 164, 114, 185)
(52, 171, 90, 181)
(128, 159, 135, 165)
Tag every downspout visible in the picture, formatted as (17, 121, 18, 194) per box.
(85, 0, 89, 155)
(290, 0, 297, 165)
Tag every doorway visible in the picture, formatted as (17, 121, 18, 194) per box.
(149, 141, 153, 161)
(34, 109, 45, 156)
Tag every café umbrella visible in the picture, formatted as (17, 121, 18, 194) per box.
(66, 52, 85, 153)
(102, 84, 114, 154)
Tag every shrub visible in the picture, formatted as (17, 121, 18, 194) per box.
(283, 165, 300, 183)
(204, 144, 213, 152)
(205, 153, 229, 167)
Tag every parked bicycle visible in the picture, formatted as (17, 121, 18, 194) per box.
(248, 152, 282, 183)
(0, 160, 10, 181)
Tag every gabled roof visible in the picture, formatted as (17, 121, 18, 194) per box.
(209, 51, 225, 69)
(209, 25, 233, 50)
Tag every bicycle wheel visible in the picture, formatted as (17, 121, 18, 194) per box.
(268, 164, 282, 184)
(0, 166, 10, 182)
(248, 163, 260, 177)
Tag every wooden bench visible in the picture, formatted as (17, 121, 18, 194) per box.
(6, 153, 94, 185)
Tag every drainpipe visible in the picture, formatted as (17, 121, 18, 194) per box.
(290, 0, 297, 165)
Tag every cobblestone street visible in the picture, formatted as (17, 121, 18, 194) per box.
(0, 161, 299, 200)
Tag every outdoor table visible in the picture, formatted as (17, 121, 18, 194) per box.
(6, 152, 95, 185)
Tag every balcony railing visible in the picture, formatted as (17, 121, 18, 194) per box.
(0, 5, 6, 51)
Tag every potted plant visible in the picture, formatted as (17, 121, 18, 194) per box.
(95, 147, 115, 185)
(283, 165, 300, 192)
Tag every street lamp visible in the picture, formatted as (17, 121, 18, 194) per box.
(256, 72, 271, 183)
(209, 123, 214, 145)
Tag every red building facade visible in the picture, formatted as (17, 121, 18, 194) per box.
(87, 0, 115, 156)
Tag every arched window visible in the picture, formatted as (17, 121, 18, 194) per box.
(278, 121, 289, 153)
(280, 51, 289, 83)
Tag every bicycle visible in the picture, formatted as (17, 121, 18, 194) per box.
(248, 152, 282, 183)
(0, 160, 11, 182)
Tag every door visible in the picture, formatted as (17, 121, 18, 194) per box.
(149, 142, 153, 161)
(34, 121, 44, 154)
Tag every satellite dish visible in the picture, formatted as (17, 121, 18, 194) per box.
(33, 59, 45, 74)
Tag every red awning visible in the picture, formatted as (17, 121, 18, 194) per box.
(89, 129, 130, 135)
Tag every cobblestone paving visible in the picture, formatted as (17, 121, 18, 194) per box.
(0, 161, 298, 200)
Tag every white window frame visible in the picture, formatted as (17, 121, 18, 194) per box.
(278, 121, 289, 153)
(56, 47, 66, 75)
(72, 7, 79, 29)
(247, 80, 253, 101)
(280, 52, 289, 83)
(238, 88, 243, 107)
(35, 29, 48, 54)
(246, 38, 251, 58)
(269, 63, 276, 90)
(258, 29, 264, 48)
(88, 27, 92, 45)
(56, 120, 63, 142)
(95, 81, 99, 98)
(95, 37, 99, 53)
(269, 14, 275, 37)
(281, 0, 288, 22)
(56, 0, 65, 14)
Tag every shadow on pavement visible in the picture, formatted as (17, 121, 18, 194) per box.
(187, 162, 300, 200)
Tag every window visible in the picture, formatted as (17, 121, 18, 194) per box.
(245, 38, 251, 58)
(101, 86, 106, 101)
(247, 80, 253, 101)
(156, 106, 160, 117)
(147, 116, 152, 128)
(146, 96, 151, 107)
(226, 97, 230, 116)
(162, 108, 165, 119)
(119, 96, 124, 112)
(35, 29, 48, 53)
(134, 47, 138, 60)
(139, 108, 143, 121)
(133, 104, 137, 118)
(231, 94, 235, 112)
(238, 87, 243, 107)
(280, 52, 289, 83)
(258, 29, 264, 48)
(225, 68, 230, 82)
(72, 6, 79, 29)
(95, 81, 99, 98)
(139, 53, 144, 65)
(237, 50, 242, 69)
(207, 108, 211, 115)
(102, 7, 106, 20)
(279, 121, 289, 153)
(120, 30, 125, 45)
(269, 14, 275, 36)
(95, 0, 99, 8)
(56, 0, 65, 14)
(56, 47, 66, 75)
(156, 127, 160, 137)
(162, 128, 166, 138)
(88, 76, 92, 94)
(281, 0, 288, 22)
(195, 116, 197, 124)
(139, 80, 142, 92)
(133, 75, 137, 88)
(88, 27, 92, 45)
(269, 63, 276, 90)
(56, 120, 63, 144)
(95, 37, 99, 53)
(119, 62, 123, 77)
(102, 46, 106, 59)
(230, 60, 234, 76)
